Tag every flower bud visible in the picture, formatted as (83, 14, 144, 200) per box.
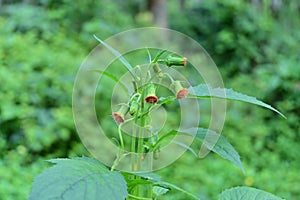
(129, 94, 140, 116)
(152, 63, 164, 78)
(112, 104, 128, 124)
(144, 84, 158, 104)
(165, 56, 187, 67)
(171, 80, 189, 99)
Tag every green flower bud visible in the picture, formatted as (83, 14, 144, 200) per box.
(129, 94, 140, 116)
(165, 56, 187, 67)
(152, 63, 164, 78)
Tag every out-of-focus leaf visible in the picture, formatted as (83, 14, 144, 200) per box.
(220, 186, 284, 200)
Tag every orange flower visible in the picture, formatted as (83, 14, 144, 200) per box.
(112, 104, 128, 124)
(144, 84, 158, 104)
(171, 81, 189, 99)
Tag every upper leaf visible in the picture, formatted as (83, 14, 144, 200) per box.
(93, 35, 137, 81)
(28, 157, 128, 200)
(220, 186, 284, 200)
(189, 84, 286, 118)
(180, 128, 244, 172)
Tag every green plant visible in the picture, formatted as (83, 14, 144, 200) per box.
(28, 36, 285, 200)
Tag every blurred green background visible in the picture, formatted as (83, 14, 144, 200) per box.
(0, 0, 299, 199)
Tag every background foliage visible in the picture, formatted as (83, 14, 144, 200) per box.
(0, 0, 299, 199)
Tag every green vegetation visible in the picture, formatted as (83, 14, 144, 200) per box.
(0, 0, 299, 199)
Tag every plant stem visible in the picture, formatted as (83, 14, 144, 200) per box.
(135, 97, 145, 197)
(128, 194, 152, 200)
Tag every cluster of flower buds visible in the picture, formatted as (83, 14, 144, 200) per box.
(112, 55, 189, 124)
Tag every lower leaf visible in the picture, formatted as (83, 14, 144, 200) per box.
(28, 157, 128, 200)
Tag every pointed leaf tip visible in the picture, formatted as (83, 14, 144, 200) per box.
(180, 128, 244, 173)
(189, 84, 286, 118)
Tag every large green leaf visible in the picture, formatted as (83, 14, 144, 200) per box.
(28, 157, 128, 200)
(189, 84, 285, 118)
(180, 128, 244, 172)
(220, 186, 284, 200)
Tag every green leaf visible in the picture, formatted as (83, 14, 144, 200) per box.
(180, 128, 244, 172)
(122, 172, 161, 194)
(93, 35, 137, 80)
(124, 172, 200, 199)
(157, 181, 200, 200)
(153, 186, 169, 197)
(189, 84, 286, 118)
(157, 96, 176, 105)
(220, 186, 284, 200)
(132, 172, 162, 182)
(91, 69, 132, 94)
(173, 141, 198, 157)
(28, 157, 128, 200)
(152, 49, 167, 63)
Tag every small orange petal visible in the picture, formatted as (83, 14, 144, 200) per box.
(176, 88, 189, 99)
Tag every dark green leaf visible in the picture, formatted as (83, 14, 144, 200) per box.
(180, 128, 244, 172)
(220, 186, 284, 200)
(189, 84, 285, 118)
(28, 157, 128, 200)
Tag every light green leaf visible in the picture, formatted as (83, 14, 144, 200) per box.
(157, 96, 176, 105)
(220, 186, 284, 200)
(173, 141, 198, 157)
(153, 186, 169, 197)
(180, 128, 244, 172)
(189, 84, 286, 118)
(93, 35, 137, 80)
(152, 49, 167, 63)
(28, 157, 128, 200)
(157, 181, 200, 200)
(91, 69, 132, 94)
